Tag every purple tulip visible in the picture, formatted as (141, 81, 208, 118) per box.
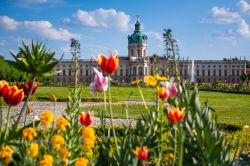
(90, 67, 108, 95)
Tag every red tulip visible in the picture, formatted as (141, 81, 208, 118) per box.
(95, 52, 119, 74)
(134, 146, 148, 161)
(0, 80, 9, 97)
(157, 86, 170, 100)
(3, 86, 24, 106)
(17, 80, 38, 96)
(79, 112, 94, 126)
(168, 107, 185, 123)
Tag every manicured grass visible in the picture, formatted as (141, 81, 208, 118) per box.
(35, 86, 250, 125)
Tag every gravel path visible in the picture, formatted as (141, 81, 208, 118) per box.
(1, 101, 152, 127)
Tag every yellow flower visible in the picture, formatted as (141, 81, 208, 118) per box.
(154, 74, 168, 81)
(56, 117, 70, 132)
(39, 154, 53, 166)
(74, 157, 89, 166)
(131, 79, 142, 85)
(40, 110, 54, 127)
(144, 75, 157, 87)
(163, 153, 174, 164)
(0, 145, 13, 164)
(22, 127, 37, 141)
(28, 143, 39, 158)
(51, 135, 65, 151)
(82, 127, 96, 149)
(59, 147, 70, 163)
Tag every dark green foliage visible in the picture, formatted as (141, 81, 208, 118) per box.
(9, 41, 62, 78)
(0, 59, 29, 82)
(184, 88, 230, 165)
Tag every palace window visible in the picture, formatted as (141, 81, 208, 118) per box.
(133, 67, 137, 75)
(137, 50, 140, 57)
(120, 69, 123, 76)
(213, 70, 216, 76)
(208, 70, 210, 76)
(69, 70, 71, 76)
(219, 70, 221, 76)
(196, 70, 199, 76)
(202, 70, 205, 76)
(139, 67, 143, 76)
(232, 69, 235, 76)
(126, 69, 129, 76)
(63, 70, 65, 76)
(131, 49, 134, 56)
(86, 70, 88, 76)
(224, 70, 227, 76)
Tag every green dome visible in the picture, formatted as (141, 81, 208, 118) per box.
(128, 20, 147, 44)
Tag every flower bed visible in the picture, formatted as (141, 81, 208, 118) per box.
(0, 42, 249, 165)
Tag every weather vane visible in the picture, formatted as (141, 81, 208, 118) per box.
(136, 15, 140, 21)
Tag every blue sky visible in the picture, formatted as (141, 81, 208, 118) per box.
(0, 0, 250, 60)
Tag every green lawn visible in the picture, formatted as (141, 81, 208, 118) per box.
(34, 86, 250, 125)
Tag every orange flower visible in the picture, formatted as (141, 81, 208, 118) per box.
(56, 117, 70, 132)
(95, 52, 119, 74)
(17, 80, 39, 96)
(134, 146, 148, 161)
(3, 86, 24, 106)
(167, 107, 185, 123)
(22, 127, 37, 141)
(157, 86, 170, 100)
(74, 157, 89, 166)
(79, 112, 94, 126)
(0, 145, 13, 164)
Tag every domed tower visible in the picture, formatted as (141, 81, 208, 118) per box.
(128, 18, 148, 61)
(127, 17, 149, 81)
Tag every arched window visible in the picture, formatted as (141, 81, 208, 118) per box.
(133, 67, 137, 75)
(139, 67, 143, 76)
(131, 49, 134, 56)
(137, 50, 140, 57)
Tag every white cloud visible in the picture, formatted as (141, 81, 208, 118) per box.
(238, 0, 250, 12)
(209, 6, 242, 24)
(19, 0, 47, 4)
(212, 29, 237, 46)
(67, 8, 131, 32)
(146, 31, 162, 42)
(237, 19, 250, 37)
(0, 16, 78, 41)
(0, 16, 19, 30)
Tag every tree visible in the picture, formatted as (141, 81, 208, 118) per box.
(9, 41, 62, 125)
(163, 28, 179, 78)
(246, 60, 250, 68)
(70, 38, 80, 86)
(240, 73, 247, 82)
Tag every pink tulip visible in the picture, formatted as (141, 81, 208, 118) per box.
(90, 68, 108, 95)
(169, 80, 178, 98)
(160, 79, 178, 99)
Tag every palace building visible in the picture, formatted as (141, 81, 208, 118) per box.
(54, 19, 246, 84)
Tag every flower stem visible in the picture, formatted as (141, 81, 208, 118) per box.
(108, 76, 119, 155)
(103, 90, 107, 136)
(172, 124, 177, 166)
(137, 85, 149, 112)
(4, 106, 12, 140)
(177, 124, 184, 166)
(0, 98, 2, 127)
(158, 100, 164, 165)
(16, 77, 36, 128)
